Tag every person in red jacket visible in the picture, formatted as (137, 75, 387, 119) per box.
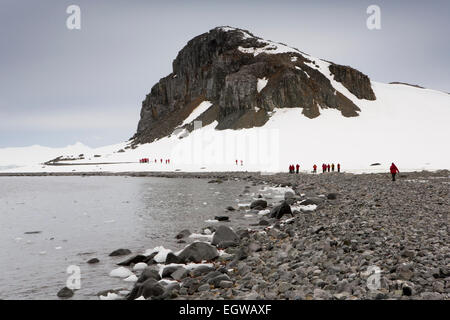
(322, 163, 326, 173)
(390, 163, 400, 181)
(313, 164, 317, 173)
(337, 163, 341, 173)
(327, 164, 331, 172)
(296, 164, 300, 174)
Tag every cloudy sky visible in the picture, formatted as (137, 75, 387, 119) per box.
(0, 0, 448, 148)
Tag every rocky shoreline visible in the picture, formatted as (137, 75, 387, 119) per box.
(46, 170, 449, 300)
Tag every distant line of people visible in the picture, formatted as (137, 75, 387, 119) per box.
(321, 163, 340, 173)
(235, 160, 244, 166)
(288, 164, 300, 173)
(290, 163, 341, 174)
(139, 158, 171, 164)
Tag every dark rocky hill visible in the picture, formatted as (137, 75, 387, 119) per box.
(133, 27, 376, 145)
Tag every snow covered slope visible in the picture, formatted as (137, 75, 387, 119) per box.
(1, 81, 448, 174)
(1, 27, 449, 174)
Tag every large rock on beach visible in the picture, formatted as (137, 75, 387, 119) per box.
(250, 199, 267, 209)
(269, 201, 292, 219)
(211, 226, 240, 247)
(177, 242, 219, 263)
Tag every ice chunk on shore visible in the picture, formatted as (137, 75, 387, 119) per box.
(132, 262, 147, 271)
(99, 292, 120, 300)
(143, 246, 172, 263)
(292, 204, 317, 212)
(124, 274, 138, 282)
(189, 233, 214, 241)
(109, 267, 133, 278)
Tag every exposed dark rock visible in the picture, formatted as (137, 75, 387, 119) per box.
(329, 64, 376, 100)
(176, 229, 191, 239)
(57, 287, 74, 298)
(140, 279, 165, 299)
(327, 193, 338, 200)
(161, 266, 179, 278)
(214, 216, 230, 221)
(171, 267, 189, 281)
(190, 265, 216, 277)
(177, 242, 219, 263)
(250, 199, 267, 209)
(269, 201, 293, 219)
(132, 27, 373, 144)
(117, 254, 147, 266)
(87, 258, 99, 264)
(109, 248, 131, 257)
(165, 252, 182, 264)
(137, 267, 161, 283)
(211, 225, 240, 247)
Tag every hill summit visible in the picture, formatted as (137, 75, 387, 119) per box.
(133, 26, 376, 144)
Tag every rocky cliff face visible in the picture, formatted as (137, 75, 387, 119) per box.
(133, 27, 376, 144)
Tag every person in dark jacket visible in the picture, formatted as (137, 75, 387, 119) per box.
(331, 163, 335, 172)
(390, 163, 400, 181)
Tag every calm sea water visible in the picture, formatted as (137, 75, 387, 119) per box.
(0, 176, 265, 300)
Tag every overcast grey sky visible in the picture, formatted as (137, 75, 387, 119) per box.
(0, 0, 449, 148)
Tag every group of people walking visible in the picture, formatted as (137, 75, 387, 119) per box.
(139, 158, 171, 164)
(288, 164, 301, 173)
(289, 163, 341, 174)
(321, 163, 340, 173)
(288, 162, 401, 181)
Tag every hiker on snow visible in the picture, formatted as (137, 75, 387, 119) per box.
(296, 164, 300, 174)
(331, 163, 335, 172)
(327, 164, 331, 172)
(313, 164, 317, 173)
(337, 163, 341, 173)
(390, 163, 400, 181)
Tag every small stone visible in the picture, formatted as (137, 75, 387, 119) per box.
(402, 285, 413, 296)
(109, 248, 131, 256)
(176, 229, 191, 239)
(57, 287, 74, 298)
(327, 193, 338, 200)
(277, 282, 291, 293)
(401, 250, 415, 258)
(214, 216, 229, 221)
(219, 280, 233, 289)
(198, 284, 210, 292)
(87, 258, 99, 264)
